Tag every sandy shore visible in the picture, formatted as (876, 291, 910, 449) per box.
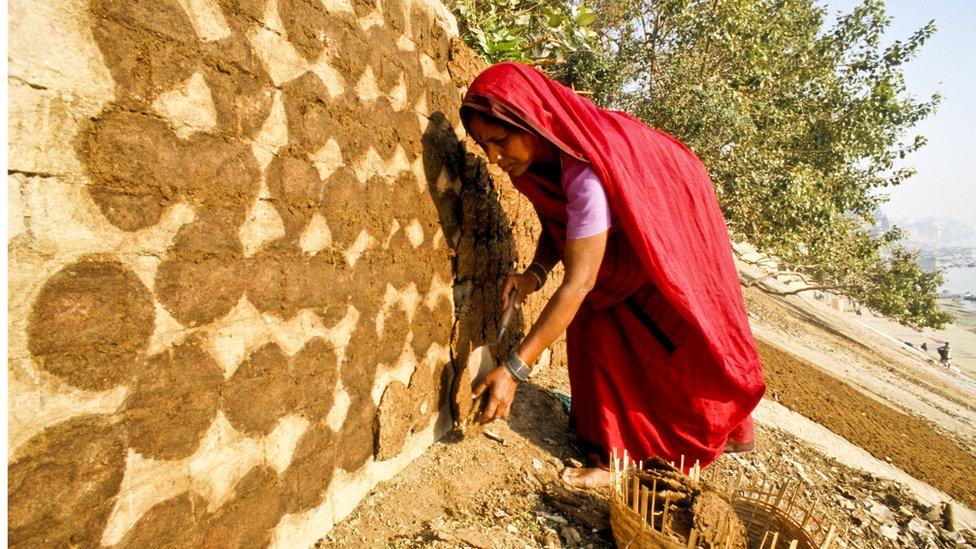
(941, 298, 976, 331)
(842, 299, 976, 381)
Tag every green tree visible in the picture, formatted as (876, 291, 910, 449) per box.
(448, 0, 600, 64)
(593, 0, 949, 327)
(451, 0, 952, 328)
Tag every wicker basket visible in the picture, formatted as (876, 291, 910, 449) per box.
(725, 472, 838, 549)
(609, 453, 842, 549)
(610, 491, 688, 548)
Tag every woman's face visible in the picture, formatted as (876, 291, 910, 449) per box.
(467, 113, 551, 177)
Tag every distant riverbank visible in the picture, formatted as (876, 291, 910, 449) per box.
(942, 266, 976, 297)
(942, 298, 976, 333)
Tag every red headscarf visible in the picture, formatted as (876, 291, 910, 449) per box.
(463, 63, 764, 460)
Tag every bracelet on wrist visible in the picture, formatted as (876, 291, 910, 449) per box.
(504, 352, 533, 381)
(525, 262, 548, 290)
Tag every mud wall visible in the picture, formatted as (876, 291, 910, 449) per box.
(7, 0, 562, 546)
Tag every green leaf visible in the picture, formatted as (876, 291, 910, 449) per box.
(575, 8, 596, 26)
(494, 39, 521, 52)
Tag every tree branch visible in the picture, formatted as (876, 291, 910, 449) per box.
(743, 280, 855, 296)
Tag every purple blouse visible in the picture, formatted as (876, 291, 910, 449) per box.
(561, 156, 613, 239)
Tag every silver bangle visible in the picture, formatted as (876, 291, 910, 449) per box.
(526, 263, 548, 290)
(505, 352, 532, 381)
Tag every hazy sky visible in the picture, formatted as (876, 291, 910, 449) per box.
(820, 0, 975, 224)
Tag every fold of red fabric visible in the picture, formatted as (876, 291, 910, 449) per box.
(462, 62, 765, 468)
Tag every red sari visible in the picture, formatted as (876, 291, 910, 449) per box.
(463, 63, 764, 469)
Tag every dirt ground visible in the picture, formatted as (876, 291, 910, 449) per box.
(318, 285, 976, 548)
(756, 339, 976, 507)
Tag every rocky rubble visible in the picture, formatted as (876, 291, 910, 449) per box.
(713, 427, 976, 549)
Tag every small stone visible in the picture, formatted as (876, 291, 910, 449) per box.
(494, 508, 508, 518)
(543, 528, 563, 548)
(907, 518, 930, 536)
(536, 511, 568, 524)
(484, 429, 505, 444)
(454, 529, 493, 549)
(869, 502, 895, 522)
(506, 523, 519, 534)
(433, 530, 456, 543)
(523, 470, 542, 488)
(882, 492, 902, 508)
(942, 502, 957, 532)
(938, 529, 965, 545)
(879, 523, 899, 540)
(561, 525, 583, 546)
(532, 458, 543, 471)
(783, 456, 811, 483)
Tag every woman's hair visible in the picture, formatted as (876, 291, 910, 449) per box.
(459, 105, 520, 134)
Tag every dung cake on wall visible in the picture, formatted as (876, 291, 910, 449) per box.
(7, 0, 544, 545)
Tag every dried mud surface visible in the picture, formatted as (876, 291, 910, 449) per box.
(27, 257, 155, 391)
(8, 416, 127, 548)
(12, 0, 527, 546)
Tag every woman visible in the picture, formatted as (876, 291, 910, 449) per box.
(466, 63, 765, 488)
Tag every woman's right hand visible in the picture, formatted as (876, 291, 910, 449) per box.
(501, 272, 538, 310)
(473, 365, 519, 423)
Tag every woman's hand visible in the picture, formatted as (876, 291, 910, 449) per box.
(501, 272, 538, 310)
(472, 365, 518, 423)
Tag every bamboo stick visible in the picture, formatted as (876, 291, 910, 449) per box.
(773, 481, 790, 509)
(801, 496, 820, 529)
(820, 524, 837, 548)
(620, 466, 626, 503)
(661, 496, 671, 533)
(640, 487, 650, 526)
(687, 529, 699, 548)
(662, 496, 671, 535)
(731, 469, 743, 498)
(785, 482, 800, 516)
(631, 475, 640, 512)
(722, 511, 732, 549)
(649, 478, 658, 530)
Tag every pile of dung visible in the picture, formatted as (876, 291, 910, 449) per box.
(634, 457, 748, 549)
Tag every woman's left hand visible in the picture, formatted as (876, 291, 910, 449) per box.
(472, 365, 518, 423)
(501, 272, 538, 311)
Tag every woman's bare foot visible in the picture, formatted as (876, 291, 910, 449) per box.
(561, 466, 612, 489)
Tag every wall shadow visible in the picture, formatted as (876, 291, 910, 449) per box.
(421, 111, 579, 460)
(421, 109, 518, 366)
